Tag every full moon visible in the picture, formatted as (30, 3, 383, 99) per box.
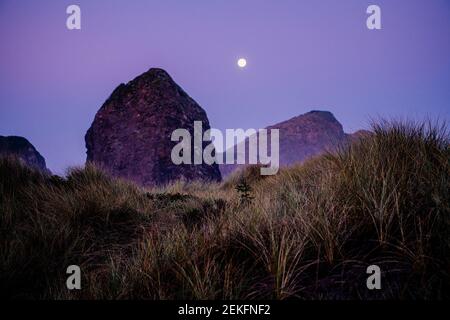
(237, 58, 247, 68)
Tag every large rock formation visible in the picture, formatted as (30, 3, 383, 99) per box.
(220, 110, 367, 176)
(0, 136, 50, 173)
(85, 68, 221, 186)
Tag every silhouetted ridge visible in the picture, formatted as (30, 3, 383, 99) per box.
(0, 135, 50, 173)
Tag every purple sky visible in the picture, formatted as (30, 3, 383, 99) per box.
(1, 0, 449, 174)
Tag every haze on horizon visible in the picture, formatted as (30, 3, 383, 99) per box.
(0, 0, 449, 174)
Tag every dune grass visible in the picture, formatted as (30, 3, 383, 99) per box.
(0, 121, 449, 299)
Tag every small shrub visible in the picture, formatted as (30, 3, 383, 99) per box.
(235, 178, 254, 206)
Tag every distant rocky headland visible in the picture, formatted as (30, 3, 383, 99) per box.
(219, 110, 370, 176)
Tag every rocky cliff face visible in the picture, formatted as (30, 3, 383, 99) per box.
(0, 136, 50, 173)
(85, 68, 221, 186)
(220, 111, 366, 176)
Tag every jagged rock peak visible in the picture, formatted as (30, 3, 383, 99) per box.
(85, 68, 221, 186)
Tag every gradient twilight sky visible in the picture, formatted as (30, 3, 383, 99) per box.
(1, 0, 449, 174)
